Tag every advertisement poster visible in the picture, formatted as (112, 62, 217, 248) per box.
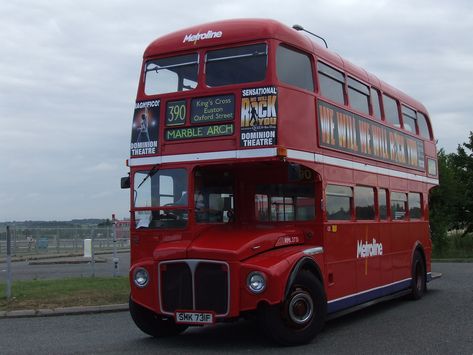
(240, 87, 278, 147)
(318, 100, 425, 171)
(130, 100, 160, 156)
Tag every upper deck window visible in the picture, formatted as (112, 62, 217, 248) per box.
(371, 88, 382, 119)
(383, 94, 401, 128)
(144, 53, 198, 95)
(276, 45, 314, 92)
(205, 43, 267, 87)
(417, 112, 432, 140)
(402, 105, 417, 133)
(317, 62, 345, 105)
(348, 77, 370, 115)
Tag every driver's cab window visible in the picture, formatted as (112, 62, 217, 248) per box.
(194, 168, 234, 223)
(133, 168, 188, 229)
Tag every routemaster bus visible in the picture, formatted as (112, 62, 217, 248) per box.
(122, 19, 439, 345)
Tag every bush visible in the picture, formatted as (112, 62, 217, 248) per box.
(432, 231, 473, 259)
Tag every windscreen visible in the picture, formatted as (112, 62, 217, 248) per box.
(145, 53, 198, 95)
(205, 43, 267, 87)
(133, 168, 188, 229)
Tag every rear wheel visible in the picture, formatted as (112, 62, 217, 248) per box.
(258, 271, 326, 346)
(129, 297, 188, 338)
(410, 251, 426, 300)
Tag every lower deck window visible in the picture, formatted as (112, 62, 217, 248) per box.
(255, 184, 315, 222)
(326, 185, 352, 220)
(355, 186, 375, 220)
(378, 188, 388, 220)
(391, 192, 407, 220)
(408, 193, 422, 219)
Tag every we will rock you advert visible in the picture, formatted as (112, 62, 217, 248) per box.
(240, 87, 278, 147)
(130, 100, 160, 156)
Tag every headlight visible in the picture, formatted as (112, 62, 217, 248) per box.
(133, 267, 149, 288)
(247, 271, 266, 294)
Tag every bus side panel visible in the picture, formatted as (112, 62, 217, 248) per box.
(324, 223, 357, 303)
(354, 222, 382, 297)
(277, 86, 317, 152)
(389, 222, 411, 282)
(378, 221, 393, 288)
(409, 220, 430, 261)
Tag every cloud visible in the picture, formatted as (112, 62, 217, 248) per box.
(1, 0, 472, 220)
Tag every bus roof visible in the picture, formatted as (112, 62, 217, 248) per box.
(144, 18, 428, 115)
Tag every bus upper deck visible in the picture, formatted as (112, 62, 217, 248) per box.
(129, 18, 437, 186)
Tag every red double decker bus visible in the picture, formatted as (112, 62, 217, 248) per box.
(123, 19, 439, 345)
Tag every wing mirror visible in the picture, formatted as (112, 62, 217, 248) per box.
(121, 176, 130, 189)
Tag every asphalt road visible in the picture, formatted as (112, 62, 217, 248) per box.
(0, 262, 472, 355)
(0, 253, 131, 280)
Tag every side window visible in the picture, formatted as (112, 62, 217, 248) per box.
(408, 193, 422, 219)
(348, 78, 370, 115)
(383, 94, 401, 127)
(378, 188, 388, 220)
(255, 183, 315, 222)
(417, 112, 432, 140)
(326, 185, 352, 220)
(277, 45, 314, 92)
(390, 192, 407, 220)
(317, 62, 345, 104)
(355, 186, 375, 220)
(371, 88, 382, 119)
(428, 158, 437, 176)
(402, 105, 417, 133)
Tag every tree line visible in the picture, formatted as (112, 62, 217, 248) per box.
(430, 131, 473, 250)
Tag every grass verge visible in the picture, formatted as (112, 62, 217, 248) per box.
(433, 232, 473, 259)
(0, 276, 129, 311)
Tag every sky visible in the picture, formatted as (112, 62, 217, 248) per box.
(1, 0, 472, 221)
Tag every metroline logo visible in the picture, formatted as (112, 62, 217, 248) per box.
(183, 30, 223, 43)
(357, 239, 383, 258)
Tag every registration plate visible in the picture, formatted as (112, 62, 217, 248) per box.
(175, 311, 215, 325)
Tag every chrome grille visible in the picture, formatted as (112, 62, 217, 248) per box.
(159, 260, 230, 316)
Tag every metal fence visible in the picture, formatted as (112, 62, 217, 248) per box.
(0, 225, 130, 257)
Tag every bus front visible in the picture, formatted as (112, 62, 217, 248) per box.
(125, 19, 325, 345)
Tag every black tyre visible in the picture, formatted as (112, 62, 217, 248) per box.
(410, 251, 426, 300)
(129, 297, 188, 338)
(258, 271, 326, 346)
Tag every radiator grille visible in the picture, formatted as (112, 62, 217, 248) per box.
(159, 260, 229, 316)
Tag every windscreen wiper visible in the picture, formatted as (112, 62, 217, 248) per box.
(136, 164, 159, 189)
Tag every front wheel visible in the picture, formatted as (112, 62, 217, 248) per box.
(129, 297, 188, 338)
(410, 251, 426, 300)
(258, 271, 326, 346)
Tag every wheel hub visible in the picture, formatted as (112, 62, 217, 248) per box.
(288, 291, 314, 325)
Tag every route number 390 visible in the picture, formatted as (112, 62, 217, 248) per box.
(166, 100, 186, 126)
